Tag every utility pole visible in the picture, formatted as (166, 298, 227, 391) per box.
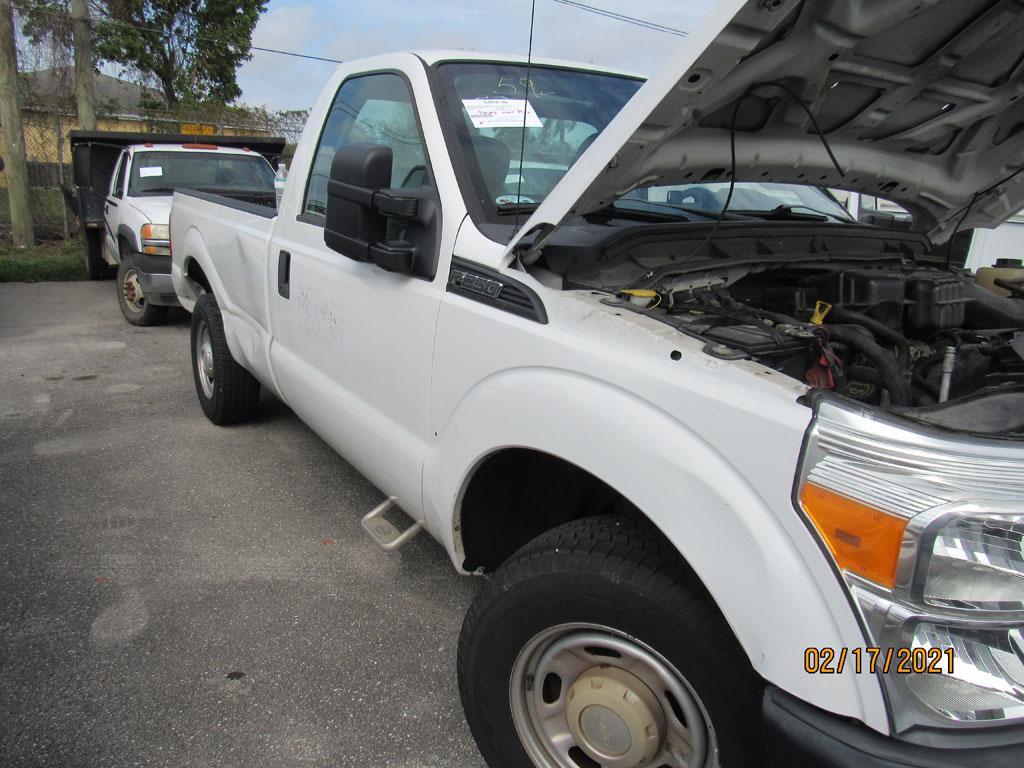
(0, 0, 33, 247)
(71, 0, 95, 130)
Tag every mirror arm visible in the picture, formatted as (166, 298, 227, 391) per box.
(369, 241, 417, 274)
(327, 178, 420, 221)
(373, 191, 419, 220)
(324, 229, 417, 275)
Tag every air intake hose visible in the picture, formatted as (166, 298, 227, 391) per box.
(827, 324, 914, 406)
(829, 306, 912, 369)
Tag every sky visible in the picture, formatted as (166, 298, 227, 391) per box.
(236, 0, 718, 111)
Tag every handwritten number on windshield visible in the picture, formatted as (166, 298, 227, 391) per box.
(493, 77, 556, 97)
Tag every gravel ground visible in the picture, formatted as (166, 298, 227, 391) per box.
(0, 281, 485, 768)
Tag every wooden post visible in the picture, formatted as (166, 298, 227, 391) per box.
(55, 112, 69, 238)
(0, 0, 34, 247)
(71, 0, 95, 131)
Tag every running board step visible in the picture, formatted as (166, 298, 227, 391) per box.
(361, 497, 423, 551)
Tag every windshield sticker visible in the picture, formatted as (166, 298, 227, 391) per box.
(496, 194, 537, 205)
(139, 167, 163, 178)
(462, 98, 542, 129)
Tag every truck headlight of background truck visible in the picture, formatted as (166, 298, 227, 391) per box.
(141, 223, 171, 256)
(797, 395, 1024, 732)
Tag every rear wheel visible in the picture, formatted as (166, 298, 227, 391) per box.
(117, 254, 168, 326)
(190, 293, 260, 425)
(458, 515, 765, 768)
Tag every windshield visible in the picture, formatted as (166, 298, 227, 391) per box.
(618, 182, 853, 222)
(128, 151, 274, 196)
(435, 62, 643, 226)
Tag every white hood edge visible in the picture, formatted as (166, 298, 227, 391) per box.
(128, 195, 171, 225)
(507, 0, 1024, 261)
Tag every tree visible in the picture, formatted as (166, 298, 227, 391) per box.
(96, 0, 266, 105)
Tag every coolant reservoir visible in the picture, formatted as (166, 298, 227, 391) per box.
(976, 258, 1024, 297)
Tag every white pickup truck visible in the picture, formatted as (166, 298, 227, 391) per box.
(69, 132, 284, 325)
(170, 1, 1024, 766)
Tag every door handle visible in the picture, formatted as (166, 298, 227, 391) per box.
(277, 250, 291, 299)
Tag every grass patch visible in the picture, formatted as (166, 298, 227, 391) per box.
(0, 239, 86, 282)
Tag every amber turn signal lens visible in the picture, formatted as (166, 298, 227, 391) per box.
(141, 224, 169, 240)
(800, 482, 908, 589)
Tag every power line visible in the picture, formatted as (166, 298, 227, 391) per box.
(245, 47, 339, 64)
(15, 0, 688, 66)
(12, 2, 342, 64)
(547, 0, 690, 37)
(94, 13, 344, 64)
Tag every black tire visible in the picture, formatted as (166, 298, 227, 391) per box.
(190, 293, 260, 425)
(116, 255, 168, 326)
(84, 231, 114, 280)
(458, 515, 765, 768)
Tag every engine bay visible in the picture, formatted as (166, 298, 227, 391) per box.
(535, 225, 1024, 436)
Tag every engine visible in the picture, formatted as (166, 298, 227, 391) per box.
(612, 264, 1024, 432)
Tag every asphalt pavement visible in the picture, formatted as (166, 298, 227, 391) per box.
(0, 281, 485, 767)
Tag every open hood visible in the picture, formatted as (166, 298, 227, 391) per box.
(507, 0, 1024, 260)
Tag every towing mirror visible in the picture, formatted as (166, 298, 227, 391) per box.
(73, 145, 91, 187)
(324, 143, 420, 275)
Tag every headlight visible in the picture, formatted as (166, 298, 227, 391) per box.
(797, 395, 1024, 732)
(140, 223, 171, 255)
(923, 514, 1024, 611)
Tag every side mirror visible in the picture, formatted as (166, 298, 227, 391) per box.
(324, 143, 422, 275)
(73, 144, 92, 187)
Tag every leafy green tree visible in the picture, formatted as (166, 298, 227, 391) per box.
(97, 0, 267, 105)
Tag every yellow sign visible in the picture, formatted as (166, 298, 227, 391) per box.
(180, 123, 216, 135)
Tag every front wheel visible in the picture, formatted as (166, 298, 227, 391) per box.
(190, 293, 260, 425)
(117, 255, 167, 326)
(458, 515, 765, 768)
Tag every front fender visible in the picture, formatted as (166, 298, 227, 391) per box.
(116, 223, 140, 255)
(423, 367, 888, 732)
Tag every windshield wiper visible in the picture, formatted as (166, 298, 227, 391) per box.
(497, 202, 540, 215)
(614, 200, 747, 221)
(601, 208, 694, 223)
(732, 204, 850, 222)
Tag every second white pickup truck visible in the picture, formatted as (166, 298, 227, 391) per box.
(70, 132, 284, 325)
(170, 1, 1024, 766)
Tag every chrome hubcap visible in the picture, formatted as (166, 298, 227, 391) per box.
(510, 626, 716, 768)
(196, 322, 215, 398)
(122, 268, 145, 312)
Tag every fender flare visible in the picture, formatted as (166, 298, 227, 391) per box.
(116, 223, 140, 255)
(423, 367, 888, 731)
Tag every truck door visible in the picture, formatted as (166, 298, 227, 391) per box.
(104, 151, 129, 263)
(269, 70, 443, 513)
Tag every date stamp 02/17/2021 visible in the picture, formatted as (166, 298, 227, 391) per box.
(804, 647, 956, 675)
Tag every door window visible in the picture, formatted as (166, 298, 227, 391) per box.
(303, 73, 427, 217)
(112, 152, 128, 198)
